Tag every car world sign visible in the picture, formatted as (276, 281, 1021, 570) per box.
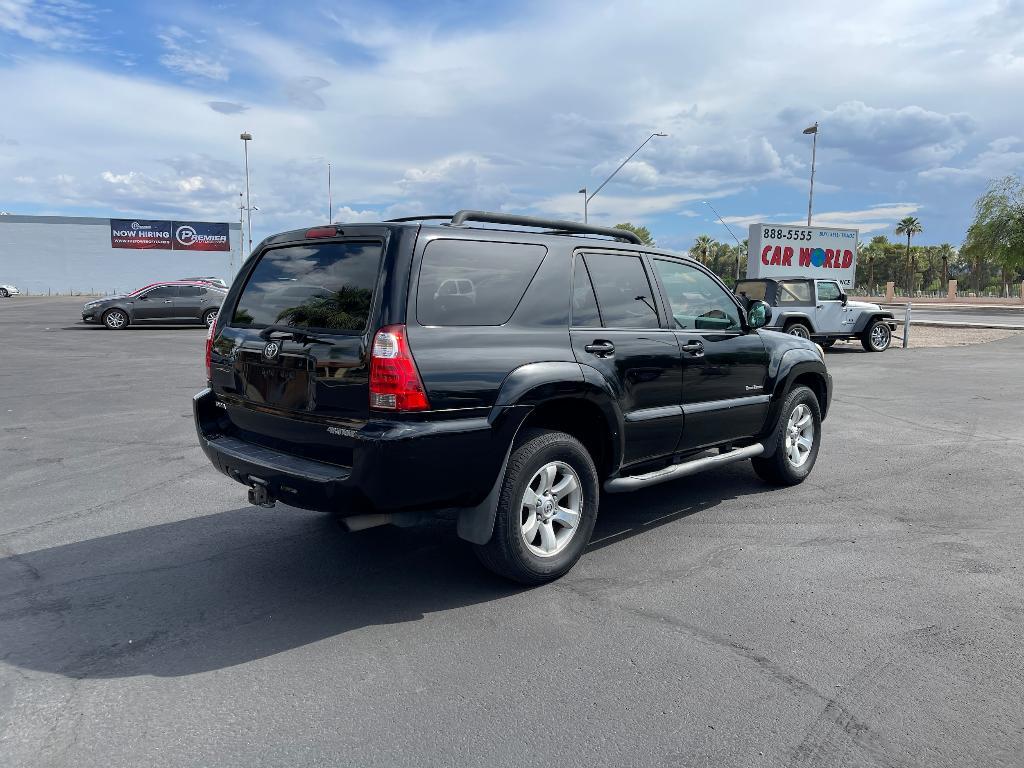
(110, 220, 230, 251)
(746, 224, 859, 288)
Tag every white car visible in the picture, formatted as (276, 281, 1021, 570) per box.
(0, 284, 19, 298)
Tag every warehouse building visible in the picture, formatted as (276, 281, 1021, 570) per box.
(0, 214, 243, 295)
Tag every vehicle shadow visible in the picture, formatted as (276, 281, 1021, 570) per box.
(60, 324, 208, 331)
(0, 466, 764, 680)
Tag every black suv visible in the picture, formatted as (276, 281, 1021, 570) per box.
(195, 211, 832, 584)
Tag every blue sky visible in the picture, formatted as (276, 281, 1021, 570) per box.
(2, 0, 1023, 251)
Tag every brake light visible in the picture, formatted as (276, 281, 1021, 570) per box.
(305, 226, 339, 239)
(205, 320, 215, 381)
(369, 325, 429, 411)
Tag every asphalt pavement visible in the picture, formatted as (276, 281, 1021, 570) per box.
(2, 297, 1022, 768)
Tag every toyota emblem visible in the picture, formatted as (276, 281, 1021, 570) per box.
(262, 341, 280, 360)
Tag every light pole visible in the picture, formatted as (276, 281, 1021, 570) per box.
(803, 122, 818, 226)
(240, 132, 253, 254)
(581, 132, 667, 222)
(328, 162, 333, 223)
(702, 200, 744, 282)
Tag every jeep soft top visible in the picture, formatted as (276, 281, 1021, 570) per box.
(195, 210, 832, 583)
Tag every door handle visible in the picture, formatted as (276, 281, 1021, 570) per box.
(164, 300, 173, 303)
(584, 340, 615, 357)
(681, 341, 705, 356)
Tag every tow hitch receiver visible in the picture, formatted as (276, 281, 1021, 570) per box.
(247, 480, 276, 508)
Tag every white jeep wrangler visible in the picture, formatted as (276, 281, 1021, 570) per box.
(736, 277, 897, 352)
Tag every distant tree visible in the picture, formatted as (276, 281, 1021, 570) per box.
(961, 176, 1024, 296)
(895, 216, 923, 294)
(613, 222, 654, 245)
(690, 235, 715, 265)
(936, 243, 956, 289)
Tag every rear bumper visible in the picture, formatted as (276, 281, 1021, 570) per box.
(193, 388, 528, 516)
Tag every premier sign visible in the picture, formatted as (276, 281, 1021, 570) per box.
(747, 224, 859, 288)
(111, 219, 230, 252)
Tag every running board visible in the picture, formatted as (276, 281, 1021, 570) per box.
(603, 443, 764, 493)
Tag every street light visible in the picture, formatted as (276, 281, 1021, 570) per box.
(581, 132, 667, 222)
(702, 200, 744, 282)
(240, 132, 253, 254)
(802, 122, 818, 226)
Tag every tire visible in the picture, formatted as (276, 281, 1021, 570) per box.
(202, 308, 218, 328)
(786, 322, 811, 340)
(751, 386, 821, 486)
(861, 320, 892, 352)
(102, 309, 129, 329)
(0, 288, 8, 298)
(474, 429, 599, 585)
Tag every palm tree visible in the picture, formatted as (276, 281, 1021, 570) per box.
(691, 235, 715, 265)
(895, 216, 923, 295)
(936, 243, 955, 292)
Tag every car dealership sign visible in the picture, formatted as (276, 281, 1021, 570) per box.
(111, 219, 230, 251)
(747, 224, 859, 288)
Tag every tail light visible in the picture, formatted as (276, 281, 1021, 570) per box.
(369, 325, 429, 411)
(205, 320, 215, 381)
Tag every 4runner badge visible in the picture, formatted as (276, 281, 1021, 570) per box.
(262, 341, 280, 360)
(745, 385, 764, 391)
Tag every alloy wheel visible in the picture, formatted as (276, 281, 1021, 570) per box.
(520, 461, 582, 558)
(784, 403, 814, 468)
(871, 323, 891, 350)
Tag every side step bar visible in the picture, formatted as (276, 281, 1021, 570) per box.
(604, 443, 764, 493)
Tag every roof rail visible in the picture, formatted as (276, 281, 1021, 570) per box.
(449, 210, 642, 245)
(385, 215, 454, 223)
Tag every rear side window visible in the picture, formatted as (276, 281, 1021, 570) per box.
(572, 257, 601, 326)
(232, 241, 382, 332)
(735, 281, 767, 301)
(582, 252, 659, 328)
(417, 239, 546, 326)
(777, 280, 813, 305)
(179, 285, 204, 297)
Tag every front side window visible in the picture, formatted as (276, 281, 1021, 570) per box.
(817, 281, 842, 301)
(232, 241, 382, 332)
(777, 280, 813, 305)
(653, 259, 741, 331)
(582, 253, 660, 328)
(417, 239, 546, 326)
(143, 285, 176, 299)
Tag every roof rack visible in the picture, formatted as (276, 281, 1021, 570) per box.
(449, 210, 642, 244)
(384, 210, 642, 245)
(385, 215, 454, 223)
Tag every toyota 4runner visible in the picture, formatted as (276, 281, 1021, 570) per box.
(195, 211, 832, 584)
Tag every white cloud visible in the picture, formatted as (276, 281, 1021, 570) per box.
(158, 26, 229, 81)
(0, 0, 97, 51)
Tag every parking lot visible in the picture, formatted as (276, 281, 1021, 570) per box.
(2, 297, 1022, 767)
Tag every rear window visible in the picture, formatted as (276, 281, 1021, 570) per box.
(735, 281, 767, 301)
(416, 239, 546, 326)
(231, 241, 382, 332)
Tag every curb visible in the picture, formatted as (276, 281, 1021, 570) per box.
(894, 320, 1024, 331)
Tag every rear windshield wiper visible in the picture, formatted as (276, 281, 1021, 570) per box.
(258, 324, 336, 345)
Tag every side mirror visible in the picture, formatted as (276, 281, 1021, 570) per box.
(747, 300, 772, 329)
(840, 293, 848, 306)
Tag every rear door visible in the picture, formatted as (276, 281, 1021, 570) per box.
(570, 251, 682, 465)
(175, 285, 205, 320)
(650, 258, 770, 451)
(210, 237, 385, 462)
